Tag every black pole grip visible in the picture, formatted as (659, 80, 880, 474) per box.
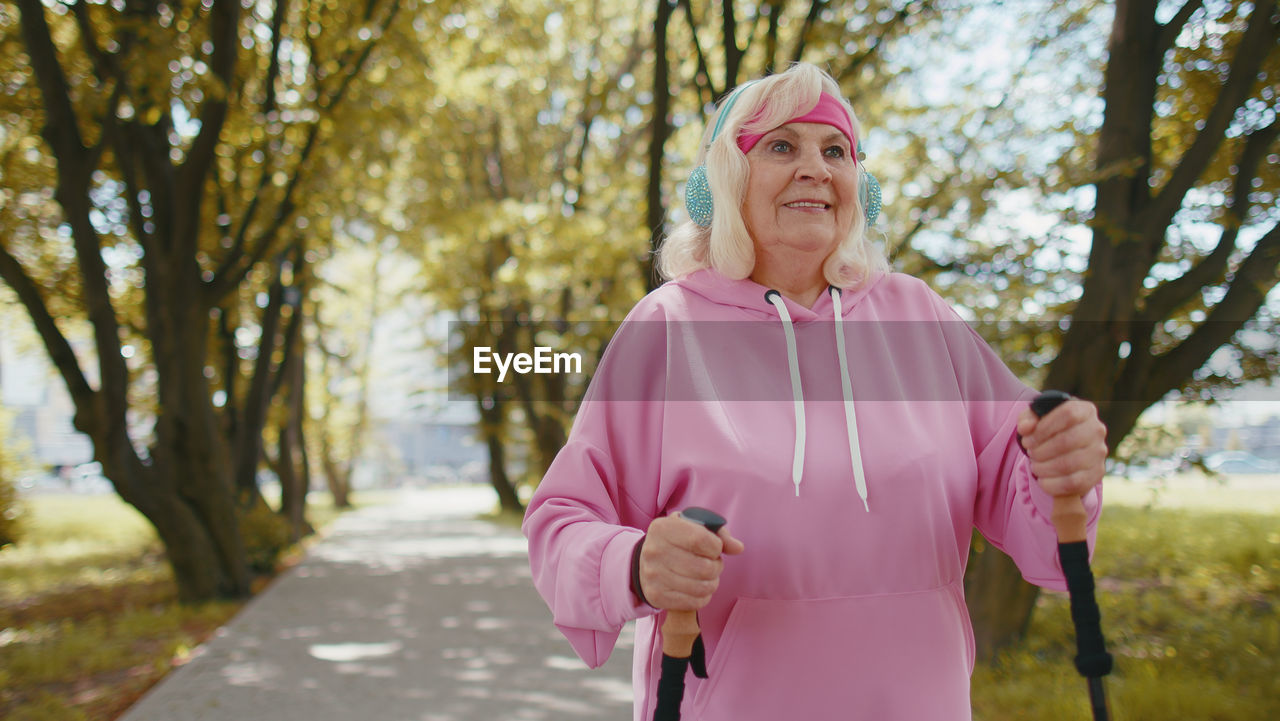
(653, 655, 690, 721)
(1059, 540, 1114, 679)
(680, 507, 727, 534)
(1030, 389, 1071, 418)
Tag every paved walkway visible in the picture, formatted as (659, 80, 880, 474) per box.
(119, 486, 634, 721)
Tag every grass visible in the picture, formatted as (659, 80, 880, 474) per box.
(0, 495, 165, 601)
(971, 475, 1280, 720)
(0, 490, 375, 721)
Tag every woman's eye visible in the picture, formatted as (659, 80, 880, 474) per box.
(824, 145, 846, 158)
(769, 140, 792, 153)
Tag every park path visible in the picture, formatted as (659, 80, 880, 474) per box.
(118, 486, 634, 721)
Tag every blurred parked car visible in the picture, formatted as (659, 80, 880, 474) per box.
(1204, 451, 1280, 474)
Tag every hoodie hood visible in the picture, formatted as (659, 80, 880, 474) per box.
(671, 267, 886, 322)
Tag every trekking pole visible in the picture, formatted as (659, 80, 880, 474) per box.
(1030, 391, 1114, 721)
(652, 507, 726, 721)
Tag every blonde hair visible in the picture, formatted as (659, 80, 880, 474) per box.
(656, 62, 888, 288)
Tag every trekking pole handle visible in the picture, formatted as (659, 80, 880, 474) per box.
(661, 508, 727, 658)
(1030, 390, 1114, 716)
(1030, 390, 1089, 544)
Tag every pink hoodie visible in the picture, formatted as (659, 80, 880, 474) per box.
(523, 269, 1101, 720)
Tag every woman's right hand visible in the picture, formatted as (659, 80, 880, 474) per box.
(638, 513, 745, 611)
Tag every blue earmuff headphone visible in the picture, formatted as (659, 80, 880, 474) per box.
(684, 83, 882, 228)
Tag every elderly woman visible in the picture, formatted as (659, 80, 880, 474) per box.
(523, 62, 1106, 720)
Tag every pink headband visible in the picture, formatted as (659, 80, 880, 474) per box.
(736, 92, 856, 156)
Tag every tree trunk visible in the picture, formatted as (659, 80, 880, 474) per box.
(477, 396, 522, 513)
(277, 275, 313, 541)
(965, 0, 1280, 653)
(319, 431, 354, 509)
(322, 456, 353, 507)
(232, 258, 291, 500)
(151, 274, 254, 599)
(9, 0, 255, 603)
(312, 242, 381, 509)
(964, 537, 1040, 662)
(960, 0, 1157, 652)
(132, 338, 251, 599)
(136, 485, 245, 601)
(10, 0, 405, 602)
(277, 422, 310, 541)
(644, 0, 674, 292)
(313, 322, 355, 510)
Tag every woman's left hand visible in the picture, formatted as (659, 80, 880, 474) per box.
(1016, 398, 1108, 498)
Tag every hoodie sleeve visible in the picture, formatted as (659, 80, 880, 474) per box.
(521, 308, 669, 668)
(969, 387, 1102, 591)
(934, 298, 1102, 592)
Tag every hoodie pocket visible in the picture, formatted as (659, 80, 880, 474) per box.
(689, 587, 974, 721)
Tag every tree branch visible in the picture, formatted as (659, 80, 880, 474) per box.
(888, 51, 1036, 263)
(210, 0, 402, 302)
(564, 26, 645, 208)
(269, 248, 306, 401)
(111, 124, 158, 252)
(738, 1, 772, 68)
(231, 250, 290, 495)
(318, 0, 402, 113)
(553, 13, 605, 191)
(646, 0, 674, 290)
(1143, 119, 1280, 320)
(182, 0, 240, 202)
(218, 0, 297, 283)
(677, 0, 717, 103)
(220, 0, 290, 263)
(1141, 0, 1278, 243)
(0, 245, 95, 405)
(789, 0, 824, 65)
(17, 0, 86, 160)
(1141, 219, 1280, 402)
(1158, 0, 1205, 57)
(888, 212, 933, 265)
(18, 0, 129, 424)
(216, 300, 240, 433)
(763, 1, 782, 72)
(217, 155, 275, 290)
(836, 0, 928, 82)
(721, 0, 742, 86)
(261, 0, 289, 121)
(70, 1, 119, 88)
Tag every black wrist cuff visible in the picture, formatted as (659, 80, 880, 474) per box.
(630, 535, 652, 607)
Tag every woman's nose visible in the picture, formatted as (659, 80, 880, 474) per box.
(794, 148, 831, 182)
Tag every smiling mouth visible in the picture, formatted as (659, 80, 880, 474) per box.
(784, 201, 830, 210)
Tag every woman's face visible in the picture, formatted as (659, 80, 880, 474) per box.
(741, 122, 859, 266)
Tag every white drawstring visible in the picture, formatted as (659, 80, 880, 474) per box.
(765, 290, 806, 497)
(831, 288, 870, 512)
(764, 288, 869, 510)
